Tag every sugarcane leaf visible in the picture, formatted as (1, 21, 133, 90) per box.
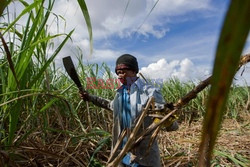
(198, 1, 250, 166)
(77, 0, 93, 55)
(29, 30, 74, 87)
(0, 0, 11, 17)
(2, 0, 42, 35)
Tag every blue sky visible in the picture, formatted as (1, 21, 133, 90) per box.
(5, 0, 250, 85)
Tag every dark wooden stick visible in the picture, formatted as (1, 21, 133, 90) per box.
(107, 97, 155, 167)
(173, 53, 250, 109)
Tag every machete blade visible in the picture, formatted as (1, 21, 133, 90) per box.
(62, 56, 83, 90)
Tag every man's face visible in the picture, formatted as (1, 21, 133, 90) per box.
(116, 69, 137, 85)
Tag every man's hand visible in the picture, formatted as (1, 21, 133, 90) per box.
(79, 90, 90, 101)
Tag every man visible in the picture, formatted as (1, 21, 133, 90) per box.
(80, 54, 178, 167)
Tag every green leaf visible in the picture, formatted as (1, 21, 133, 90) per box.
(77, 0, 93, 55)
(29, 30, 74, 87)
(2, 0, 42, 35)
(214, 150, 249, 167)
(198, 1, 250, 166)
(39, 98, 58, 113)
(0, 0, 11, 17)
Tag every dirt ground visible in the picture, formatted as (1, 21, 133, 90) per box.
(158, 113, 250, 167)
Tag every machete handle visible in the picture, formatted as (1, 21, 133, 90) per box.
(62, 56, 85, 91)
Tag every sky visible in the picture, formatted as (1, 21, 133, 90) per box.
(4, 0, 250, 85)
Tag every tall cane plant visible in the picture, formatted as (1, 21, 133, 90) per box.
(0, 0, 74, 146)
(198, 1, 250, 166)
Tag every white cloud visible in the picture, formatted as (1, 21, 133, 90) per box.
(89, 49, 121, 63)
(50, 0, 212, 41)
(6, 0, 249, 86)
(153, 0, 211, 16)
(140, 58, 209, 83)
(137, 24, 169, 39)
(139, 57, 250, 86)
(46, 0, 215, 63)
(4, 0, 217, 60)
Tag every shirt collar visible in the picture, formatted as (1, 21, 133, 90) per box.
(117, 77, 147, 93)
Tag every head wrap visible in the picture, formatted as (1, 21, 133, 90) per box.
(115, 54, 139, 74)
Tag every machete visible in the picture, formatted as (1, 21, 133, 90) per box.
(62, 56, 84, 91)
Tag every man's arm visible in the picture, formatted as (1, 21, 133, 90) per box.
(79, 90, 112, 111)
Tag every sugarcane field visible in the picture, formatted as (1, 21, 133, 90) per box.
(1, 0, 250, 167)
